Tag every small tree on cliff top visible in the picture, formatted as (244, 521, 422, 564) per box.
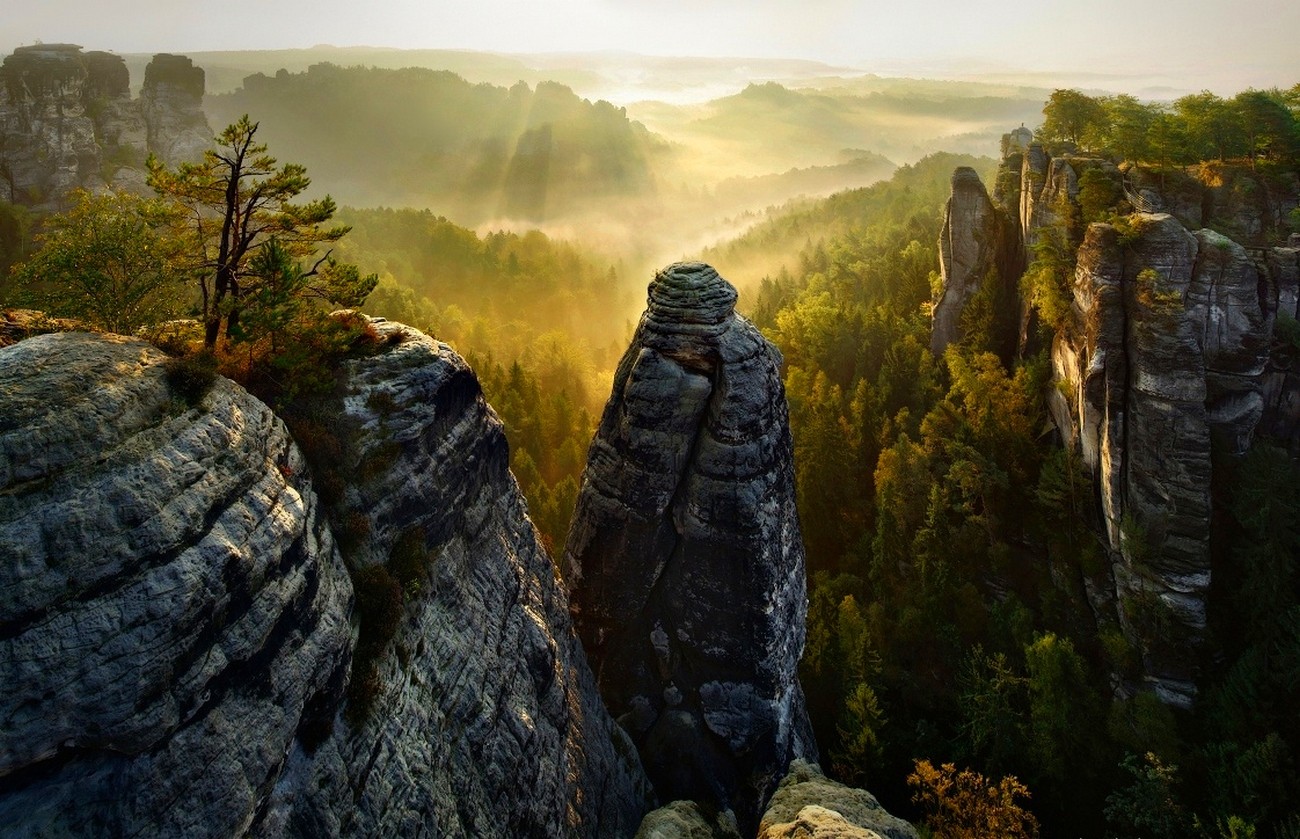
(147, 115, 360, 350)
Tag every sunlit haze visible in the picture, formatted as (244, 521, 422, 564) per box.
(5, 0, 1298, 96)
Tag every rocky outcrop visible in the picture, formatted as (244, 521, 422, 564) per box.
(267, 319, 651, 837)
(0, 46, 211, 208)
(0, 332, 353, 836)
(635, 801, 742, 839)
(564, 262, 816, 831)
(0, 323, 651, 837)
(931, 166, 1021, 357)
(1049, 213, 1278, 706)
(0, 45, 106, 204)
(756, 761, 917, 839)
(635, 761, 914, 839)
(947, 135, 1300, 706)
(140, 54, 211, 167)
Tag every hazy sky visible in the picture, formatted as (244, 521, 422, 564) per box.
(5, 0, 1298, 92)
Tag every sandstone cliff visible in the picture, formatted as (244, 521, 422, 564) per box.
(0, 325, 650, 837)
(636, 760, 917, 839)
(564, 262, 816, 831)
(933, 135, 1300, 706)
(1049, 214, 1281, 705)
(931, 166, 1022, 358)
(0, 45, 211, 207)
(265, 319, 651, 837)
(0, 332, 352, 836)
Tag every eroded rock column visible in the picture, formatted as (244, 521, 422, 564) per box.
(564, 262, 816, 830)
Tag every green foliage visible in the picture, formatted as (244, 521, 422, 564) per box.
(148, 115, 361, 350)
(1077, 167, 1122, 223)
(0, 198, 33, 300)
(1104, 752, 1190, 839)
(1038, 89, 1106, 149)
(1019, 198, 1077, 333)
(957, 647, 1028, 777)
(1134, 267, 1184, 319)
(1024, 633, 1096, 784)
(1033, 87, 1298, 172)
(10, 189, 187, 333)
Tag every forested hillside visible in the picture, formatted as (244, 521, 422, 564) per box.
(716, 87, 1300, 838)
(335, 207, 635, 551)
(207, 64, 665, 223)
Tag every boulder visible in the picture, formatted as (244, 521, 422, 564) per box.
(756, 760, 917, 839)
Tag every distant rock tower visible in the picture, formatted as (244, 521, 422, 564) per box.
(564, 262, 816, 831)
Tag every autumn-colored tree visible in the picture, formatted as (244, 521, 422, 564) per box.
(908, 759, 1040, 839)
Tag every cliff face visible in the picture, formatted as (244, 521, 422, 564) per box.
(931, 166, 1021, 357)
(0, 325, 650, 837)
(266, 319, 651, 837)
(1049, 214, 1278, 705)
(0, 332, 352, 836)
(564, 262, 816, 830)
(936, 135, 1300, 706)
(0, 45, 211, 207)
(140, 54, 211, 167)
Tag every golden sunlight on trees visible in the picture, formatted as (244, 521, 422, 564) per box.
(147, 114, 365, 350)
(908, 759, 1040, 839)
(12, 189, 187, 333)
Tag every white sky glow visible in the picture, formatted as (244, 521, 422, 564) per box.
(4, 0, 1297, 93)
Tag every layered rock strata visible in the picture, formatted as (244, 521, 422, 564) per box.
(931, 166, 1022, 357)
(756, 761, 918, 839)
(635, 761, 917, 839)
(1049, 213, 1279, 705)
(269, 319, 651, 837)
(0, 45, 211, 207)
(0, 332, 353, 836)
(140, 54, 211, 167)
(0, 324, 651, 837)
(939, 136, 1300, 706)
(564, 262, 816, 830)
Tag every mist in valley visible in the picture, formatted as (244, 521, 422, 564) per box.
(2, 3, 1299, 832)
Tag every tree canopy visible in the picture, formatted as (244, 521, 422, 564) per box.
(147, 114, 368, 349)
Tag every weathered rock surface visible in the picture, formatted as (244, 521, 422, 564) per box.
(1259, 247, 1300, 451)
(0, 332, 353, 837)
(140, 54, 211, 167)
(565, 262, 816, 831)
(1049, 213, 1278, 706)
(0, 46, 211, 208)
(931, 166, 1021, 357)
(261, 319, 651, 837)
(634, 800, 742, 839)
(756, 761, 917, 839)
(0, 323, 651, 837)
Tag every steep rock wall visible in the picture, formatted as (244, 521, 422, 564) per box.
(0, 324, 651, 837)
(1049, 213, 1279, 706)
(564, 262, 816, 831)
(0, 46, 211, 207)
(943, 135, 1300, 706)
(0, 332, 352, 836)
(267, 319, 651, 837)
(931, 166, 1022, 358)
